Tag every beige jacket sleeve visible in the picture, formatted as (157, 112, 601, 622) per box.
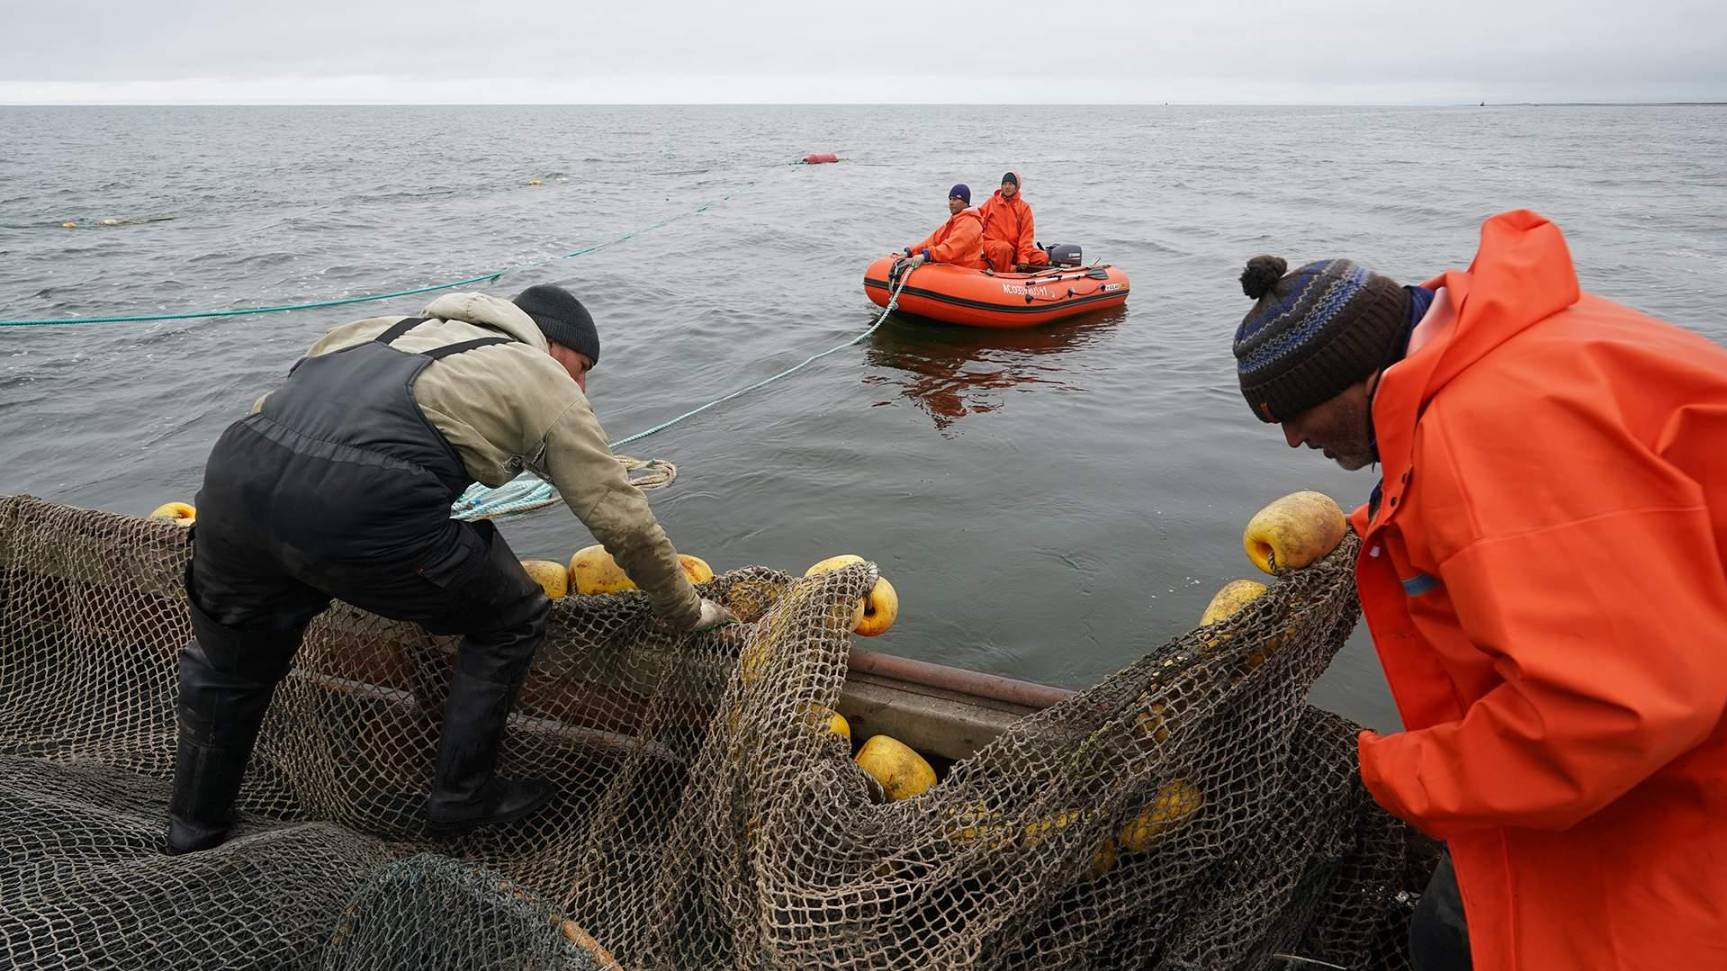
(521, 365, 702, 630)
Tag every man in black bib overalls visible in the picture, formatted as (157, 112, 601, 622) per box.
(169, 285, 731, 854)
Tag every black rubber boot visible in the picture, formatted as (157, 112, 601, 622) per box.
(165, 596, 302, 855)
(426, 776, 555, 836)
(166, 725, 257, 855)
(424, 667, 553, 835)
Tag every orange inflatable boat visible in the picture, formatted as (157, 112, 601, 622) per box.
(863, 256, 1129, 328)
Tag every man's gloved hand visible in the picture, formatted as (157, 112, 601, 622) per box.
(693, 598, 738, 632)
(904, 252, 928, 269)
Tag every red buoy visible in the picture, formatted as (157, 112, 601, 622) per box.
(800, 153, 839, 165)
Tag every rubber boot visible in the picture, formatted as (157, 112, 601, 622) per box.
(165, 598, 301, 855)
(166, 720, 260, 855)
(425, 667, 553, 835)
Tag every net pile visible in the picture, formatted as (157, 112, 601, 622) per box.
(0, 495, 1435, 969)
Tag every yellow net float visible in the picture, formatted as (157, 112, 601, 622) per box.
(1089, 837, 1118, 878)
(148, 502, 196, 527)
(1201, 577, 1286, 669)
(1020, 809, 1084, 848)
(802, 704, 851, 741)
(1116, 779, 1204, 853)
(567, 544, 712, 595)
(1200, 579, 1269, 628)
(519, 561, 569, 600)
(678, 554, 714, 584)
(944, 802, 1010, 846)
(804, 555, 899, 636)
(1133, 700, 1172, 746)
(854, 734, 935, 801)
(1241, 491, 1347, 575)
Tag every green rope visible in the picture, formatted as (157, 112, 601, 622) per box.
(610, 277, 904, 449)
(612, 267, 915, 449)
(0, 185, 754, 328)
(0, 274, 509, 328)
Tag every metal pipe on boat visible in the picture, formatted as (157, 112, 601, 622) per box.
(847, 648, 1075, 710)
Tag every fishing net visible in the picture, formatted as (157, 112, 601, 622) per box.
(321, 854, 620, 970)
(0, 494, 1436, 970)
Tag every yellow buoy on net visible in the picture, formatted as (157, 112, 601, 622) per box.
(1117, 779, 1204, 853)
(679, 554, 714, 584)
(1241, 491, 1347, 575)
(803, 704, 851, 741)
(855, 734, 936, 801)
(805, 554, 899, 636)
(519, 561, 569, 600)
(148, 502, 196, 527)
(568, 545, 634, 595)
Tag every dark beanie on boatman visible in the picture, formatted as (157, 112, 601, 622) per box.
(513, 284, 600, 364)
(1232, 256, 1410, 423)
(949, 184, 971, 204)
(1001, 171, 1019, 187)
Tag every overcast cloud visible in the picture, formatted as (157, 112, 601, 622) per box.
(2, 0, 1724, 104)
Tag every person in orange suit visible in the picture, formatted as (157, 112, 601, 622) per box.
(978, 171, 1048, 273)
(1230, 210, 1727, 971)
(895, 183, 985, 273)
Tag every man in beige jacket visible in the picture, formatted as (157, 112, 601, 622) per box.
(168, 284, 732, 854)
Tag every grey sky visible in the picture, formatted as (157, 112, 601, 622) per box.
(3, 0, 1724, 104)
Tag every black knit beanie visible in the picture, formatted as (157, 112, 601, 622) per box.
(513, 284, 599, 364)
(1001, 171, 1019, 187)
(1232, 256, 1407, 423)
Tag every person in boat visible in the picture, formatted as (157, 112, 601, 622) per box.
(895, 183, 986, 273)
(1229, 210, 1727, 970)
(978, 171, 1048, 273)
(167, 285, 736, 855)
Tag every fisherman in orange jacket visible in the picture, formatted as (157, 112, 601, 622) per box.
(977, 172, 1048, 273)
(1230, 210, 1727, 971)
(895, 183, 985, 273)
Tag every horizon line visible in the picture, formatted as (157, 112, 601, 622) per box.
(4, 100, 1725, 108)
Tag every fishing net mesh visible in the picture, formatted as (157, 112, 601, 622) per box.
(0, 495, 1436, 970)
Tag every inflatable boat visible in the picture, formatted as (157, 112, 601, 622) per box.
(863, 256, 1130, 329)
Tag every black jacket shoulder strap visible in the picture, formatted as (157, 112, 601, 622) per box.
(424, 336, 511, 360)
(374, 316, 427, 345)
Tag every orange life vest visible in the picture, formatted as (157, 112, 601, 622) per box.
(906, 209, 985, 270)
(978, 189, 1047, 272)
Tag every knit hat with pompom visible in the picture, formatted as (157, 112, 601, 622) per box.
(1232, 255, 1408, 423)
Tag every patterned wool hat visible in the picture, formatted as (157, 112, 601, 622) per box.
(1232, 256, 1407, 423)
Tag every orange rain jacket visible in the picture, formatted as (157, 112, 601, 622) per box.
(1351, 210, 1727, 970)
(978, 189, 1048, 272)
(906, 208, 986, 269)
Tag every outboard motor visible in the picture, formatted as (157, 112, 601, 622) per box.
(1041, 243, 1082, 268)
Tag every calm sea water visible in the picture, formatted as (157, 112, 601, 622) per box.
(4, 105, 1724, 731)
